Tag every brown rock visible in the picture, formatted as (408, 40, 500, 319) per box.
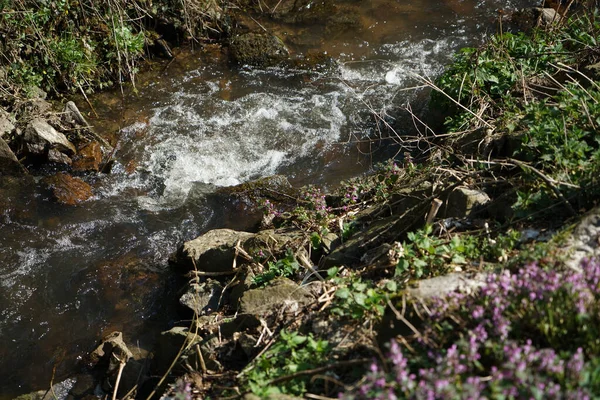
(44, 173, 93, 205)
(73, 141, 102, 172)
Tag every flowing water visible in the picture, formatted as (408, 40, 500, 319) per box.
(0, 0, 531, 396)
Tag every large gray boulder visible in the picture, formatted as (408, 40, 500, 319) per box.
(23, 117, 76, 156)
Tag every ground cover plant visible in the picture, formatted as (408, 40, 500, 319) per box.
(341, 258, 600, 399)
(432, 7, 600, 219)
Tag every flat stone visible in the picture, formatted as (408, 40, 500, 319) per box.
(23, 118, 76, 156)
(43, 173, 93, 205)
(240, 278, 313, 315)
(407, 272, 487, 299)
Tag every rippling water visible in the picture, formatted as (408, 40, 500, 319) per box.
(0, 0, 531, 396)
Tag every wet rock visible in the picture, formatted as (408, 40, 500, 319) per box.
(23, 117, 76, 157)
(444, 187, 490, 218)
(43, 173, 93, 205)
(0, 136, 26, 176)
(88, 331, 134, 370)
(240, 278, 313, 315)
(73, 141, 102, 172)
(266, 0, 335, 24)
(171, 229, 255, 273)
(0, 107, 15, 138)
(180, 279, 224, 315)
(229, 32, 289, 67)
(216, 174, 295, 203)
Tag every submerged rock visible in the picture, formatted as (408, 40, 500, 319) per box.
(43, 173, 93, 205)
(73, 141, 102, 172)
(229, 32, 289, 67)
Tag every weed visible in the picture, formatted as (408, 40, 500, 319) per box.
(252, 248, 300, 287)
(246, 329, 331, 396)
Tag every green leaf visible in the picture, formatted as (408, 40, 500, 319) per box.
(386, 280, 398, 292)
(354, 292, 367, 306)
(335, 287, 351, 299)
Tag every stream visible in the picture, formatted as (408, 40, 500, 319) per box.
(0, 0, 531, 397)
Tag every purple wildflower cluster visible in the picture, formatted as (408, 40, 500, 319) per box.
(341, 259, 600, 399)
(297, 186, 332, 223)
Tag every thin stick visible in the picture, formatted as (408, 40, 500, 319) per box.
(425, 198, 443, 225)
(112, 354, 127, 400)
